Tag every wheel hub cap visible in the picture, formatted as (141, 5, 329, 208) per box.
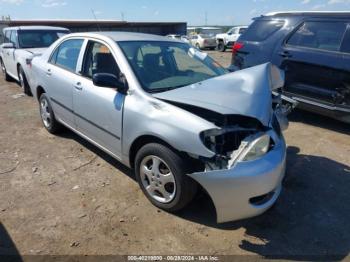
(40, 99, 51, 128)
(19, 73, 24, 89)
(140, 155, 176, 203)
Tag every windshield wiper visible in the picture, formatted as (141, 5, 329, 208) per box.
(148, 85, 188, 94)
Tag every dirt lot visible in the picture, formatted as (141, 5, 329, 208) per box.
(1, 50, 350, 259)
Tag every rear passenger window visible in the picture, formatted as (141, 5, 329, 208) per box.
(239, 28, 246, 34)
(51, 39, 84, 72)
(242, 20, 284, 41)
(287, 21, 347, 52)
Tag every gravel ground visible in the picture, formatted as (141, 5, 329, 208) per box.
(0, 50, 350, 259)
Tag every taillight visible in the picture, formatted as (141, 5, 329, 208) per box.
(232, 42, 244, 53)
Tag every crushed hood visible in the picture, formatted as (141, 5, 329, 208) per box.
(153, 63, 284, 127)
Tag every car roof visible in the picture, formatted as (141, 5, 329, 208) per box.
(3, 26, 69, 31)
(64, 31, 176, 42)
(264, 11, 350, 17)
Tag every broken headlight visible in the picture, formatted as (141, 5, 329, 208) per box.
(228, 133, 271, 167)
(241, 134, 271, 161)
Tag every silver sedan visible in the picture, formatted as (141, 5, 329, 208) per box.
(29, 32, 289, 223)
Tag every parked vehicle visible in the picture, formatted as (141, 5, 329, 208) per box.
(187, 27, 222, 36)
(189, 34, 217, 50)
(216, 26, 247, 52)
(166, 34, 181, 40)
(231, 11, 350, 123)
(0, 26, 70, 95)
(30, 32, 289, 223)
(166, 34, 190, 43)
(180, 35, 190, 43)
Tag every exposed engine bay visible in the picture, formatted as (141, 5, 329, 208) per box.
(163, 90, 297, 172)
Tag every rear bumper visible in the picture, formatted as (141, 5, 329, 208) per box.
(202, 43, 217, 48)
(188, 131, 286, 223)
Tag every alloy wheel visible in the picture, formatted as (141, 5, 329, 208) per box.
(18, 71, 24, 89)
(140, 155, 176, 204)
(40, 98, 51, 128)
(0, 60, 5, 75)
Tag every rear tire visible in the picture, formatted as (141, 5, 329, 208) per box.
(217, 41, 226, 52)
(18, 65, 32, 96)
(0, 58, 11, 81)
(135, 143, 197, 212)
(39, 93, 62, 134)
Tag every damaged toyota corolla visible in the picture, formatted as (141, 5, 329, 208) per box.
(30, 32, 293, 223)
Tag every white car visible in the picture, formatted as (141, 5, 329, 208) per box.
(0, 26, 69, 95)
(166, 34, 190, 43)
(166, 34, 181, 40)
(189, 34, 217, 50)
(216, 26, 248, 52)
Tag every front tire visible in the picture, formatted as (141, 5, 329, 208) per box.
(0, 58, 11, 81)
(39, 93, 62, 134)
(18, 66, 32, 96)
(135, 143, 197, 212)
(195, 43, 201, 50)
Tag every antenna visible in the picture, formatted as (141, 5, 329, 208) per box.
(91, 9, 102, 32)
(121, 12, 125, 21)
(205, 11, 208, 26)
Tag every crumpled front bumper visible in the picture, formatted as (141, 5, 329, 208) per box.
(188, 131, 286, 223)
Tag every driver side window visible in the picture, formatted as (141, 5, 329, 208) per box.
(4, 30, 11, 43)
(10, 30, 18, 47)
(82, 41, 120, 79)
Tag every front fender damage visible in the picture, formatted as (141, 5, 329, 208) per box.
(171, 64, 291, 223)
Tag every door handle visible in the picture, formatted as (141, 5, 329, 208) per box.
(46, 69, 52, 76)
(74, 82, 83, 91)
(279, 51, 292, 58)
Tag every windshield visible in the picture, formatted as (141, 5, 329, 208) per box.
(18, 30, 69, 48)
(118, 41, 227, 93)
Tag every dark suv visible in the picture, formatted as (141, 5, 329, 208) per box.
(231, 12, 350, 123)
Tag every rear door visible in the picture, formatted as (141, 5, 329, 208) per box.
(1, 30, 11, 66)
(273, 19, 348, 107)
(6, 30, 18, 77)
(45, 38, 84, 126)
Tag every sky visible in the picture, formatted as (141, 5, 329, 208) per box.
(1, 0, 350, 25)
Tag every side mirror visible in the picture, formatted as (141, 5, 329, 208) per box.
(2, 43, 15, 49)
(227, 32, 233, 35)
(92, 73, 129, 94)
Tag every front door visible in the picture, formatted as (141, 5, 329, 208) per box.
(272, 19, 348, 107)
(73, 40, 124, 158)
